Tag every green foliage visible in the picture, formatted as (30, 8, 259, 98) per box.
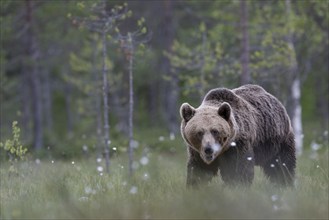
(0, 121, 27, 161)
(0, 0, 328, 161)
(0, 121, 27, 175)
(165, 22, 229, 98)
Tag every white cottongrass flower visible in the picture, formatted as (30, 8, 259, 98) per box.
(169, 132, 175, 140)
(270, 164, 275, 168)
(142, 172, 150, 181)
(158, 136, 165, 141)
(271, 194, 279, 202)
(97, 166, 103, 172)
(112, 147, 117, 151)
(140, 156, 149, 165)
(82, 145, 88, 151)
(311, 141, 321, 151)
(247, 157, 252, 161)
(96, 158, 102, 163)
(230, 142, 236, 147)
(129, 186, 138, 194)
(71, 161, 75, 165)
(85, 186, 92, 194)
(35, 159, 41, 164)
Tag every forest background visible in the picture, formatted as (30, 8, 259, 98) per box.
(1, 0, 328, 159)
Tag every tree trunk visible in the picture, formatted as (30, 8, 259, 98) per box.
(64, 69, 73, 137)
(91, 37, 103, 157)
(200, 29, 207, 100)
(127, 33, 134, 177)
(285, 0, 303, 156)
(43, 69, 53, 133)
(102, 31, 110, 174)
(149, 80, 158, 125)
(240, 0, 251, 85)
(29, 57, 43, 150)
(20, 69, 31, 142)
(163, 0, 179, 134)
(26, 0, 43, 150)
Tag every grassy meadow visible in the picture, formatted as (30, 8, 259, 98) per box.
(1, 133, 328, 219)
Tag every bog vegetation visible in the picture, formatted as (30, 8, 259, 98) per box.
(1, 133, 328, 219)
(0, 0, 328, 219)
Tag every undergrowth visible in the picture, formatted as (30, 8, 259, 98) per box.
(0, 148, 328, 219)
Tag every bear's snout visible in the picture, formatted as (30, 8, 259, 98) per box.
(201, 143, 222, 164)
(204, 146, 213, 155)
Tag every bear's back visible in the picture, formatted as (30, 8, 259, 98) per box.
(203, 84, 292, 142)
(233, 84, 292, 139)
(232, 84, 268, 104)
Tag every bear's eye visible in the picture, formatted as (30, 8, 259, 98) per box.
(197, 131, 204, 138)
(223, 137, 228, 142)
(211, 129, 219, 136)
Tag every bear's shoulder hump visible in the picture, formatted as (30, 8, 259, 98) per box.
(233, 84, 266, 94)
(203, 88, 239, 103)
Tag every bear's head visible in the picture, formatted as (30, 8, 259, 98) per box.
(180, 102, 236, 164)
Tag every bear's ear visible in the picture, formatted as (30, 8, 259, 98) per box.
(180, 103, 196, 122)
(218, 102, 231, 121)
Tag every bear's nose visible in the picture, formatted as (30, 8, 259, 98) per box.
(204, 146, 213, 155)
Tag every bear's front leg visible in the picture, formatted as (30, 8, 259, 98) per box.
(219, 142, 255, 186)
(186, 147, 219, 188)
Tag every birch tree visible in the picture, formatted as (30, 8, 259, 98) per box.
(285, 0, 303, 156)
(117, 18, 150, 177)
(75, 1, 130, 173)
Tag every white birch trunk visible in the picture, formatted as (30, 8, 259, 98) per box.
(102, 31, 110, 173)
(286, 0, 303, 156)
(291, 78, 303, 156)
(92, 37, 103, 157)
(128, 33, 134, 177)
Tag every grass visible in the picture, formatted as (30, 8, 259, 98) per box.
(1, 145, 328, 220)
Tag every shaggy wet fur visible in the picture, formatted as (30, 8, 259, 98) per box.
(180, 84, 296, 187)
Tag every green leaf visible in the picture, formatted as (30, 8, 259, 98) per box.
(141, 27, 147, 34)
(127, 10, 133, 18)
(199, 22, 206, 32)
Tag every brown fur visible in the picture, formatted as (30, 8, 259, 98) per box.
(180, 84, 296, 187)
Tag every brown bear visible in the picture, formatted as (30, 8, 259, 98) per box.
(180, 84, 296, 187)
